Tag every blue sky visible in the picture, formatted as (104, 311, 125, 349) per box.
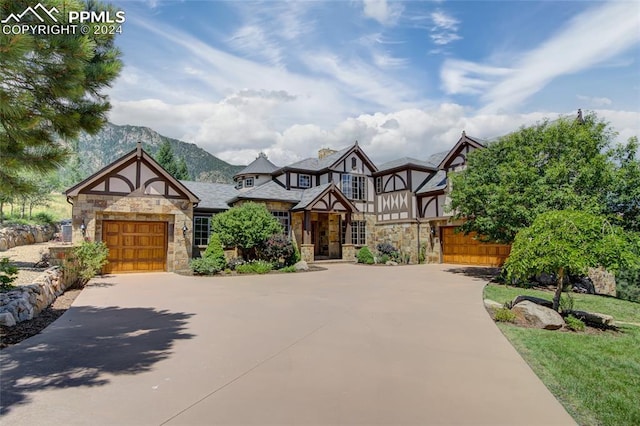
(105, 0, 640, 165)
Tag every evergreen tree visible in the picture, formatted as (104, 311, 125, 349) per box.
(0, 0, 123, 197)
(176, 156, 190, 180)
(155, 141, 179, 176)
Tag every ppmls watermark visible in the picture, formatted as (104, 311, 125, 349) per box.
(1, 3, 125, 35)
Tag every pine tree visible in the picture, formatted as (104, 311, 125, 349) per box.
(0, 0, 123, 197)
(175, 156, 190, 180)
(156, 141, 179, 176)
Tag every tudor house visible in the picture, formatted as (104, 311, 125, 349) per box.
(65, 131, 510, 273)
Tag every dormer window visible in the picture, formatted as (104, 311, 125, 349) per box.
(245, 177, 254, 188)
(235, 180, 243, 189)
(298, 174, 311, 188)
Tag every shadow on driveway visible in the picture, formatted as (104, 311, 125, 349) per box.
(443, 266, 501, 281)
(0, 306, 194, 415)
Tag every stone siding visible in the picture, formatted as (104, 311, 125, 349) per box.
(71, 194, 194, 272)
(368, 219, 430, 264)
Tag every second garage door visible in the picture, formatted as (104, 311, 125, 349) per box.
(442, 227, 510, 266)
(102, 221, 167, 273)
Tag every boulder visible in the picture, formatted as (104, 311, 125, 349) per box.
(385, 260, 398, 266)
(0, 312, 16, 327)
(511, 295, 553, 309)
(294, 261, 309, 271)
(511, 301, 564, 330)
(566, 310, 615, 328)
(588, 267, 616, 297)
(484, 299, 503, 311)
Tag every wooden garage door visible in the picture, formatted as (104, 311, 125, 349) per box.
(102, 221, 167, 273)
(442, 227, 510, 266)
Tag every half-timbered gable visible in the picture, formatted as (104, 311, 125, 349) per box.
(438, 131, 486, 173)
(65, 142, 200, 273)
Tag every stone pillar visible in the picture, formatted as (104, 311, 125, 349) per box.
(300, 244, 314, 263)
(342, 244, 356, 262)
(344, 212, 352, 244)
(303, 211, 311, 244)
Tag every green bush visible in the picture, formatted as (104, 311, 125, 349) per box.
(357, 246, 374, 264)
(376, 242, 399, 261)
(617, 267, 640, 303)
(203, 233, 227, 270)
(62, 241, 109, 289)
(227, 257, 246, 271)
(494, 307, 517, 323)
(190, 257, 223, 275)
(236, 260, 273, 274)
(0, 257, 18, 291)
(565, 314, 586, 331)
(33, 212, 55, 225)
(378, 254, 389, 264)
(258, 234, 296, 268)
(279, 265, 296, 273)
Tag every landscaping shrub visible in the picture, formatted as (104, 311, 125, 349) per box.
(190, 257, 223, 275)
(494, 307, 517, 323)
(190, 233, 226, 275)
(377, 242, 399, 261)
(62, 241, 109, 289)
(378, 254, 389, 264)
(258, 234, 296, 268)
(616, 266, 640, 303)
(227, 257, 246, 271)
(279, 265, 297, 273)
(565, 314, 586, 331)
(236, 260, 273, 274)
(357, 246, 374, 264)
(0, 257, 18, 291)
(33, 212, 55, 225)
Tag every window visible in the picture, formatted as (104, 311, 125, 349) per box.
(245, 177, 254, 188)
(235, 179, 243, 189)
(341, 220, 366, 246)
(351, 157, 357, 170)
(298, 174, 311, 188)
(341, 174, 366, 200)
(271, 211, 290, 235)
(375, 177, 382, 194)
(194, 215, 213, 246)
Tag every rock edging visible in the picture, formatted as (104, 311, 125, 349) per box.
(0, 267, 67, 327)
(0, 224, 56, 251)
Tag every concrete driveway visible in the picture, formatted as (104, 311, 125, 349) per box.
(1, 264, 574, 425)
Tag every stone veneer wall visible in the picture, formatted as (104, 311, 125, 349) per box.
(71, 194, 193, 272)
(0, 267, 64, 327)
(0, 225, 56, 251)
(367, 216, 432, 264)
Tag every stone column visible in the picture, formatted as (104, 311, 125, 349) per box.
(300, 244, 314, 263)
(342, 244, 355, 261)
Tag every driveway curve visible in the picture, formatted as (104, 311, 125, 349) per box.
(1, 264, 574, 425)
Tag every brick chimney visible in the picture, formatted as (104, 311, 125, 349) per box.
(318, 148, 337, 159)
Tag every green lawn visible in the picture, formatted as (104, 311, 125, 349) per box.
(485, 284, 640, 425)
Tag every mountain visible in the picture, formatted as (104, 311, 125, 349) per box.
(62, 122, 244, 185)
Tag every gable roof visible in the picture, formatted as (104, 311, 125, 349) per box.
(181, 181, 237, 210)
(416, 170, 447, 195)
(437, 131, 486, 170)
(278, 142, 378, 174)
(292, 182, 357, 212)
(65, 142, 200, 204)
(374, 157, 437, 175)
(234, 152, 279, 177)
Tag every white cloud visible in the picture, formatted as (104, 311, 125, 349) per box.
(430, 10, 461, 46)
(362, 0, 403, 26)
(441, 60, 512, 95)
(476, 1, 640, 113)
(577, 95, 613, 107)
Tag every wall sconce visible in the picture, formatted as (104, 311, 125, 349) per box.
(80, 218, 87, 238)
(182, 222, 188, 238)
(430, 225, 436, 237)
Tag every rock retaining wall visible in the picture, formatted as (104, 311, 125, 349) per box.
(0, 267, 66, 327)
(0, 225, 56, 251)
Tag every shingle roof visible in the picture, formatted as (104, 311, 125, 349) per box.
(292, 183, 333, 210)
(234, 152, 279, 177)
(376, 157, 437, 173)
(416, 170, 447, 194)
(425, 151, 449, 168)
(180, 181, 237, 210)
(285, 145, 352, 171)
(228, 180, 303, 204)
